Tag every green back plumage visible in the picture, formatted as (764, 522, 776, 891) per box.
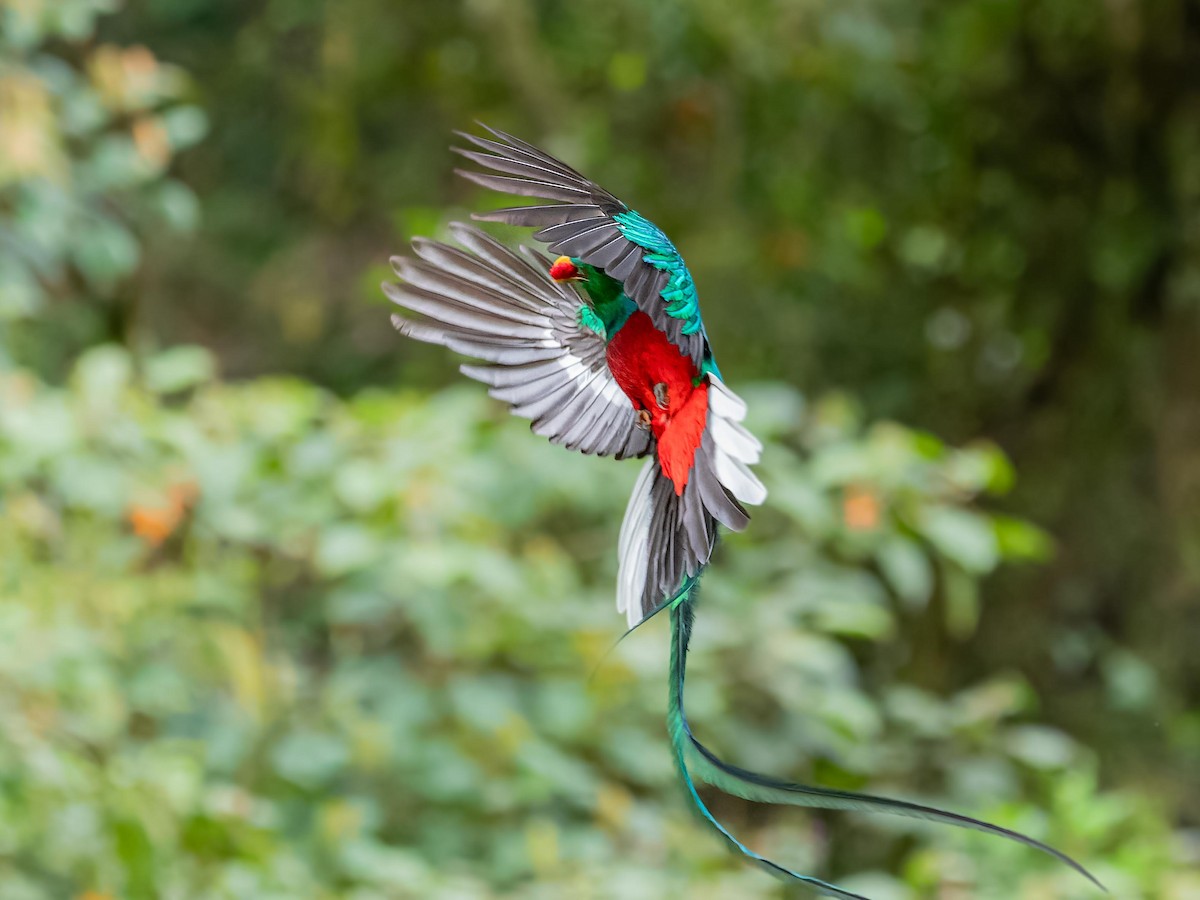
(613, 211, 703, 335)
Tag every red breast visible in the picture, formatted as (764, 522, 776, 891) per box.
(606, 311, 708, 494)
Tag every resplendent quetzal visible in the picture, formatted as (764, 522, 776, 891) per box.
(383, 125, 1101, 898)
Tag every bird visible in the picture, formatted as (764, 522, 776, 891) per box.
(382, 124, 1102, 898)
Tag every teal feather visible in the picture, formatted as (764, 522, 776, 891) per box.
(576, 304, 607, 339)
(612, 210, 705, 338)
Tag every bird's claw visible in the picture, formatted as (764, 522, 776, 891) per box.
(653, 382, 669, 410)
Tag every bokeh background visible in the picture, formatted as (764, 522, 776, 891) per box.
(1, 0, 1198, 897)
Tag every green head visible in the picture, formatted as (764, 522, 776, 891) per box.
(549, 256, 622, 305)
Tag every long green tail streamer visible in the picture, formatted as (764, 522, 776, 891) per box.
(668, 599, 869, 898)
(666, 591, 1105, 896)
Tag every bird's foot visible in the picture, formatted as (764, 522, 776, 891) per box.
(653, 382, 669, 410)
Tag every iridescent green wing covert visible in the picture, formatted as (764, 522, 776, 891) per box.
(454, 125, 710, 369)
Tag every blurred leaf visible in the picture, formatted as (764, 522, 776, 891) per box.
(271, 731, 350, 789)
(919, 506, 1000, 574)
(0, 263, 42, 318)
(160, 105, 208, 148)
(72, 343, 132, 412)
(71, 216, 140, 291)
(992, 514, 1054, 562)
(153, 181, 200, 231)
(875, 536, 934, 609)
(1005, 726, 1077, 771)
(1103, 650, 1159, 712)
(315, 523, 382, 576)
(143, 344, 216, 393)
(942, 562, 981, 639)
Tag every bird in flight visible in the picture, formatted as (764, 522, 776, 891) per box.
(383, 125, 1101, 898)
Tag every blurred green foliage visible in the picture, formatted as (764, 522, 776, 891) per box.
(1, 0, 1198, 897)
(1, 349, 1192, 898)
(0, 0, 206, 373)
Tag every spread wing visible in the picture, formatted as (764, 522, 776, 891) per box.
(384, 223, 653, 460)
(455, 125, 708, 369)
(617, 376, 767, 627)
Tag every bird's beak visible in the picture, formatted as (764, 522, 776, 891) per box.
(550, 256, 584, 282)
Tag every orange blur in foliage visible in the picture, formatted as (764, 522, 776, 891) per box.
(128, 481, 198, 546)
(842, 484, 882, 532)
